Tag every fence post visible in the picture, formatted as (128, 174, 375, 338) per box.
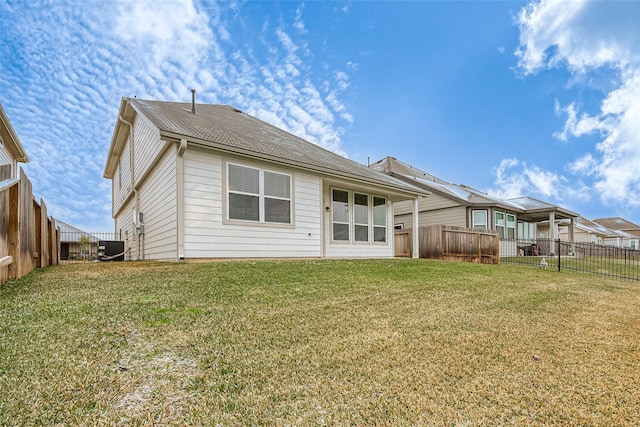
(556, 239, 561, 272)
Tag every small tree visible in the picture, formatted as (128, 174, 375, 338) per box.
(79, 235, 91, 260)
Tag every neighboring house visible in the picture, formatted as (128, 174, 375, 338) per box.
(370, 157, 527, 238)
(0, 104, 29, 178)
(370, 157, 577, 243)
(604, 229, 637, 249)
(558, 217, 610, 245)
(593, 217, 640, 249)
(103, 98, 424, 261)
(504, 196, 578, 243)
(56, 219, 99, 261)
(559, 217, 639, 250)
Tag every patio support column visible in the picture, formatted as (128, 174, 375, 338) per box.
(412, 197, 420, 258)
(569, 217, 575, 255)
(549, 211, 556, 255)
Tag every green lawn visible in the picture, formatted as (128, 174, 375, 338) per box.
(1, 259, 639, 425)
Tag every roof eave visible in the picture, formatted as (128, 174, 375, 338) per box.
(0, 104, 29, 163)
(167, 132, 425, 198)
(103, 98, 137, 179)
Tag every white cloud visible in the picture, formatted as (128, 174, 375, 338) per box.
(567, 153, 596, 176)
(488, 158, 529, 199)
(0, 0, 356, 231)
(523, 165, 562, 198)
(294, 4, 306, 32)
(115, 0, 212, 71)
(516, 0, 640, 209)
(488, 158, 571, 201)
(335, 71, 350, 90)
(516, 0, 637, 74)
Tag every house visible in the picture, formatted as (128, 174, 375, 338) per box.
(558, 217, 640, 259)
(369, 157, 527, 236)
(370, 157, 577, 240)
(593, 217, 640, 250)
(56, 219, 100, 261)
(558, 216, 610, 245)
(0, 104, 29, 178)
(602, 228, 636, 249)
(370, 156, 579, 256)
(504, 196, 578, 244)
(103, 97, 424, 261)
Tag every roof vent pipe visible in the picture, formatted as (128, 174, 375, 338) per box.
(191, 89, 196, 114)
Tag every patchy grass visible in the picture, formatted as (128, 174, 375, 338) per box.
(1, 259, 639, 425)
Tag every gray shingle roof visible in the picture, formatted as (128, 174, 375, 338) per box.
(128, 99, 422, 195)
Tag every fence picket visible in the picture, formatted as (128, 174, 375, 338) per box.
(500, 237, 640, 281)
(0, 166, 59, 284)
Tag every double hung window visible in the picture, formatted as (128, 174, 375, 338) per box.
(495, 212, 505, 238)
(506, 214, 516, 239)
(354, 193, 369, 242)
(227, 163, 291, 224)
(472, 210, 488, 230)
(332, 189, 350, 241)
(373, 197, 386, 242)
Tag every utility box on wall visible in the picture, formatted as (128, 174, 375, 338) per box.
(98, 240, 125, 262)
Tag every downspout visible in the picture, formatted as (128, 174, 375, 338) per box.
(320, 179, 326, 258)
(177, 138, 187, 260)
(119, 112, 142, 260)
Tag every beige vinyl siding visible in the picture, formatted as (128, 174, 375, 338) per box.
(427, 193, 463, 210)
(394, 192, 460, 216)
(136, 147, 178, 260)
(421, 206, 467, 227)
(394, 205, 467, 230)
(393, 199, 413, 216)
(182, 148, 323, 258)
(560, 228, 598, 244)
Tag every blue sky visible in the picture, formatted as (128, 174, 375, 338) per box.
(1, 0, 639, 231)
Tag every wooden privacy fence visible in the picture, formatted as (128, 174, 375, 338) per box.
(1, 165, 59, 284)
(395, 225, 499, 264)
(394, 230, 412, 258)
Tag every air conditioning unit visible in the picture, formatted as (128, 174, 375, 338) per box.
(98, 240, 125, 262)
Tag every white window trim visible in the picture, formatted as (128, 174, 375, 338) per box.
(225, 161, 294, 227)
(373, 196, 387, 243)
(495, 211, 505, 238)
(472, 209, 488, 230)
(354, 192, 370, 243)
(331, 188, 350, 242)
(506, 213, 516, 239)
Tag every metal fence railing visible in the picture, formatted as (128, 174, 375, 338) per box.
(59, 230, 120, 263)
(500, 238, 640, 281)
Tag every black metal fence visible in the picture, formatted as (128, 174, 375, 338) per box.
(500, 238, 640, 281)
(59, 230, 121, 263)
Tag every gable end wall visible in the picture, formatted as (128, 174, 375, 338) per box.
(181, 148, 323, 258)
